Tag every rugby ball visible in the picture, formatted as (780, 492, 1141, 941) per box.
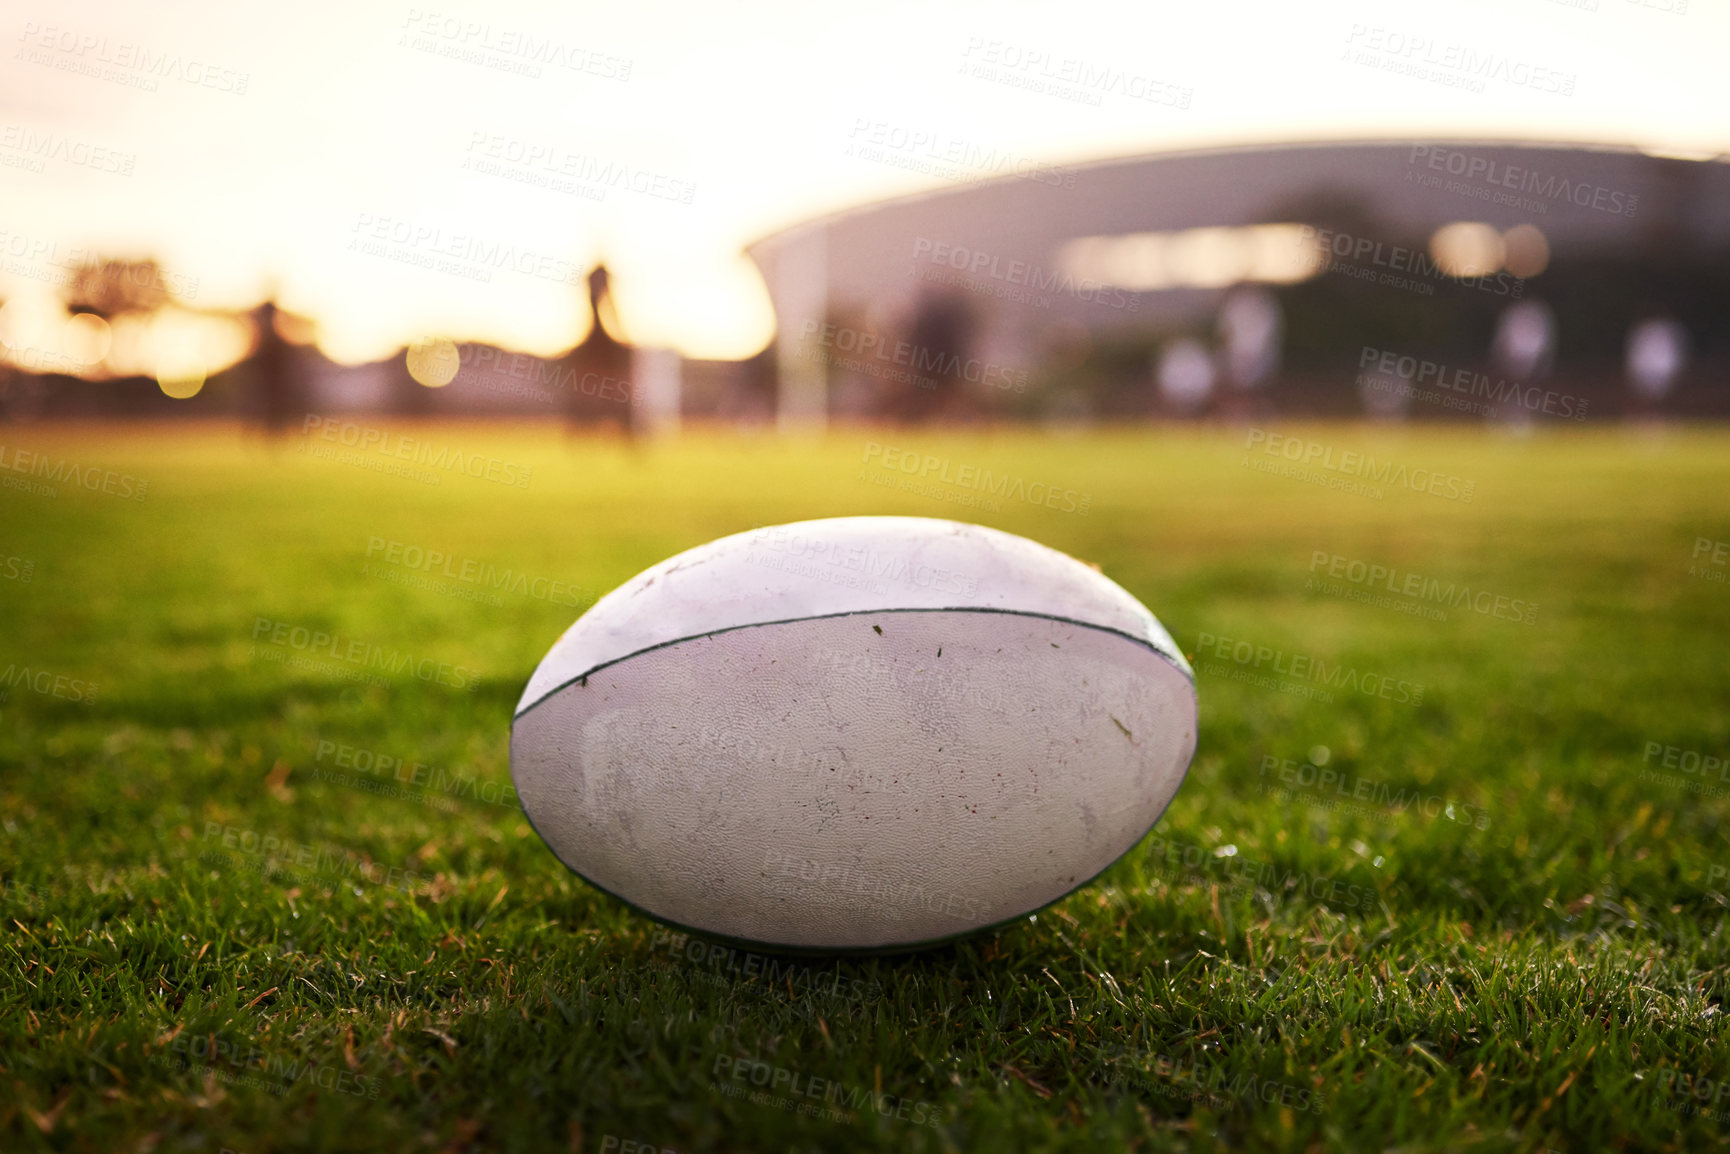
(511, 516, 1196, 953)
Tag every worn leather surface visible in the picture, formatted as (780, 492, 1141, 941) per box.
(515, 516, 1188, 715)
(512, 608, 1197, 951)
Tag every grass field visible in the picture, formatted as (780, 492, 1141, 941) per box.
(2, 419, 1728, 1154)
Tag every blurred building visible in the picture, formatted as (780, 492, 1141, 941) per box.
(747, 139, 1730, 423)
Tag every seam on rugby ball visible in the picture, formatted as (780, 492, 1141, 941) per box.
(513, 605, 1194, 719)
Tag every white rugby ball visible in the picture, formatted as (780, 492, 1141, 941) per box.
(511, 516, 1196, 953)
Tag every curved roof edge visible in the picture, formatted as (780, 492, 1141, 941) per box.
(743, 135, 1727, 258)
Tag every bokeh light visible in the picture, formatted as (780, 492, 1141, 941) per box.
(406, 338, 461, 387)
(1429, 222, 1507, 278)
(1501, 224, 1552, 279)
(63, 313, 114, 366)
(1061, 224, 1324, 292)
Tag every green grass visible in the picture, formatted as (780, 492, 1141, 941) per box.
(2, 420, 1728, 1153)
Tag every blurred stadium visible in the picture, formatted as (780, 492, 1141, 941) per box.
(3, 141, 1725, 426)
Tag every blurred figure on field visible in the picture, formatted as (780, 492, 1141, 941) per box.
(894, 294, 973, 423)
(1215, 286, 1281, 419)
(1490, 300, 1556, 382)
(1156, 338, 1215, 416)
(1488, 300, 1556, 426)
(565, 264, 635, 435)
(1626, 316, 1687, 416)
(251, 300, 300, 435)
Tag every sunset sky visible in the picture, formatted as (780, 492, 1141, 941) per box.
(2, 0, 1726, 371)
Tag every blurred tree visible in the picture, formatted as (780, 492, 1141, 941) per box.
(63, 258, 172, 318)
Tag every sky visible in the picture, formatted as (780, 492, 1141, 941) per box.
(1, 0, 1726, 370)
